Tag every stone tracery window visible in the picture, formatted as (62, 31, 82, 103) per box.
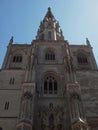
(45, 50, 55, 61)
(44, 76, 57, 94)
(13, 55, 22, 63)
(5, 102, 9, 110)
(77, 53, 88, 64)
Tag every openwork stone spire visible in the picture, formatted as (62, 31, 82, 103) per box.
(36, 7, 64, 41)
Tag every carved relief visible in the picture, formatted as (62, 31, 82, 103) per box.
(40, 104, 64, 130)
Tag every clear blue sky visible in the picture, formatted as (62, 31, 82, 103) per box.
(0, 0, 98, 67)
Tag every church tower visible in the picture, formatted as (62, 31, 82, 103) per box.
(33, 7, 89, 130)
(1, 7, 98, 130)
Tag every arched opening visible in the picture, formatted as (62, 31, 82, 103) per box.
(43, 75, 57, 95)
(13, 55, 22, 63)
(77, 53, 88, 64)
(45, 50, 55, 61)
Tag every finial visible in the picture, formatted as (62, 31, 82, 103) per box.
(48, 7, 51, 11)
(9, 36, 13, 44)
(86, 37, 91, 46)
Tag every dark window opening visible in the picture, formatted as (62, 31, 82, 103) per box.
(49, 79, 52, 94)
(45, 50, 55, 61)
(13, 55, 22, 63)
(77, 54, 88, 64)
(44, 80, 47, 94)
(43, 76, 57, 95)
(9, 77, 15, 84)
(5, 102, 9, 110)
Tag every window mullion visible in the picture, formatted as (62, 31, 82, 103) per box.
(53, 80, 54, 94)
(47, 80, 49, 94)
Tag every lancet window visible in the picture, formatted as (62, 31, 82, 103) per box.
(9, 77, 15, 84)
(77, 53, 88, 64)
(45, 50, 55, 61)
(13, 55, 22, 63)
(44, 76, 57, 94)
(5, 102, 9, 110)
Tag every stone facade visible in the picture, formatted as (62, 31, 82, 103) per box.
(0, 7, 98, 130)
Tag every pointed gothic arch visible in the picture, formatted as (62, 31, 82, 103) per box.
(42, 71, 59, 95)
(77, 53, 88, 64)
(45, 48, 55, 61)
(44, 75, 57, 94)
(76, 50, 88, 64)
(12, 54, 22, 63)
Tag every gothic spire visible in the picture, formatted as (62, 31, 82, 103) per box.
(36, 7, 64, 41)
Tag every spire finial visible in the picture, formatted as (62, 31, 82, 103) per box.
(48, 7, 51, 11)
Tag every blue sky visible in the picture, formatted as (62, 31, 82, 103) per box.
(0, 0, 98, 67)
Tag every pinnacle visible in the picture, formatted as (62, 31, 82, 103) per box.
(44, 7, 54, 20)
(48, 7, 51, 11)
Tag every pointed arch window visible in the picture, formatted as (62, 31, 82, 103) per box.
(44, 76, 57, 94)
(77, 53, 88, 64)
(13, 55, 22, 63)
(9, 77, 15, 84)
(5, 102, 9, 110)
(45, 50, 55, 61)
